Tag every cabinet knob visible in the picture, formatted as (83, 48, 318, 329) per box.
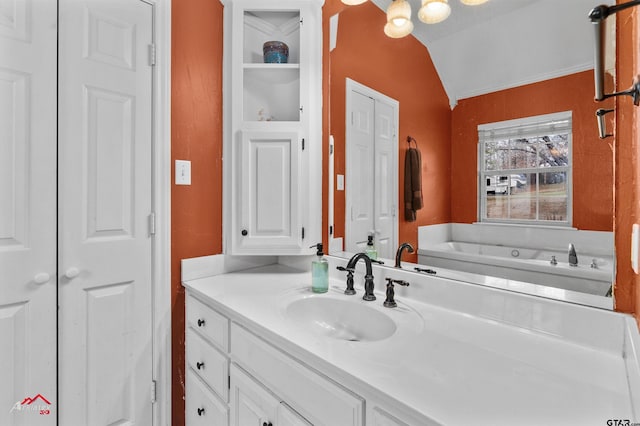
(33, 272, 51, 285)
(241, 229, 248, 236)
(263, 422, 273, 426)
(196, 362, 204, 370)
(197, 408, 205, 416)
(197, 318, 205, 327)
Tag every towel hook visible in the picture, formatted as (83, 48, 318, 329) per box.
(407, 136, 417, 148)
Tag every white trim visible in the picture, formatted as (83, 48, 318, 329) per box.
(149, 0, 171, 425)
(477, 110, 574, 132)
(453, 63, 593, 108)
(477, 111, 573, 227)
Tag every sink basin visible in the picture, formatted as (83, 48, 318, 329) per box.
(285, 297, 396, 342)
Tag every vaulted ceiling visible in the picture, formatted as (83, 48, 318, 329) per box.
(370, 0, 597, 107)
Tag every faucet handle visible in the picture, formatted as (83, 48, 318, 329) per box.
(383, 278, 410, 308)
(337, 266, 356, 295)
(414, 267, 437, 275)
(370, 258, 385, 265)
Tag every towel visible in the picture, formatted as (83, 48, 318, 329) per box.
(404, 146, 423, 222)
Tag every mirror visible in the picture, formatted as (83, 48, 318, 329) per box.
(325, 0, 616, 309)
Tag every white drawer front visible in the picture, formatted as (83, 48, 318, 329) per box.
(231, 322, 364, 426)
(187, 293, 229, 351)
(186, 369, 228, 426)
(187, 328, 229, 402)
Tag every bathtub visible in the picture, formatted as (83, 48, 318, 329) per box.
(418, 241, 613, 297)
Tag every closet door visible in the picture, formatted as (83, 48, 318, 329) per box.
(0, 1, 58, 424)
(58, 0, 154, 424)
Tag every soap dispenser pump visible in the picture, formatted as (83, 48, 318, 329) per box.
(310, 243, 328, 293)
(365, 234, 378, 260)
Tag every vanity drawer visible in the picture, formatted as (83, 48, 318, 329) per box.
(231, 322, 364, 426)
(187, 293, 229, 352)
(186, 328, 229, 402)
(186, 369, 228, 426)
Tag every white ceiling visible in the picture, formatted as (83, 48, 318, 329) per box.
(370, 0, 597, 107)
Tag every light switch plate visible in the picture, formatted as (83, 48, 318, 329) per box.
(175, 160, 191, 185)
(337, 174, 344, 191)
(632, 224, 639, 274)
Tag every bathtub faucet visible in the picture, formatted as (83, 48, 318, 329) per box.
(568, 243, 578, 267)
(395, 242, 415, 268)
(346, 253, 376, 301)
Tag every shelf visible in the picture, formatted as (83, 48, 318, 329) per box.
(243, 63, 300, 70)
(244, 66, 299, 85)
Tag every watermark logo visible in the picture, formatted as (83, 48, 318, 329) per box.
(9, 394, 52, 416)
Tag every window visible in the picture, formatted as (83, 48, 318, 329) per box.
(478, 111, 572, 226)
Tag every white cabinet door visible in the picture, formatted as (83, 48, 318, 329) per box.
(230, 363, 279, 426)
(235, 130, 303, 253)
(0, 1, 57, 423)
(58, 0, 154, 424)
(230, 364, 313, 426)
(278, 403, 312, 426)
(371, 407, 410, 426)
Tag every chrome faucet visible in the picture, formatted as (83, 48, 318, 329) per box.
(568, 243, 578, 267)
(395, 242, 415, 268)
(345, 253, 376, 301)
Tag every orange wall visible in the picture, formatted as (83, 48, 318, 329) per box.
(325, 1, 452, 261)
(171, 1, 224, 425)
(613, 3, 638, 322)
(451, 70, 614, 231)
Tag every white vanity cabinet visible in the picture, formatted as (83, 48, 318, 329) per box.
(185, 294, 230, 424)
(222, 0, 323, 255)
(185, 289, 364, 426)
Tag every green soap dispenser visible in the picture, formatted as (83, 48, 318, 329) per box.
(365, 234, 378, 260)
(311, 243, 328, 293)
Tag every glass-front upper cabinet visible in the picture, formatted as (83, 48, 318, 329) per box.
(243, 10, 301, 122)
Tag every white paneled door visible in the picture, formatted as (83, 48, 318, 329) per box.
(0, 1, 58, 424)
(345, 80, 398, 259)
(58, 0, 154, 424)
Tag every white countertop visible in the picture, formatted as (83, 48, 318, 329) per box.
(183, 261, 639, 425)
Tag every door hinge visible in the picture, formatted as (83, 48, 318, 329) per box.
(302, 138, 305, 151)
(301, 227, 305, 240)
(329, 144, 334, 155)
(228, 375, 231, 390)
(148, 212, 156, 236)
(150, 380, 157, 404)
(148, 43, 156, 66)
(329, 225, 333, 236)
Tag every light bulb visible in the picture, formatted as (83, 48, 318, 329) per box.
(341, 0, 369, 5)
(384, 20, 414, 38)
(393, 17, 408, 27)
(387, 0, 412, 27)
(418, 0, 451, 24)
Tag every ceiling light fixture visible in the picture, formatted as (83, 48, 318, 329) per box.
(341, 0, 490, 38)
(418, 0, 451, 24)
